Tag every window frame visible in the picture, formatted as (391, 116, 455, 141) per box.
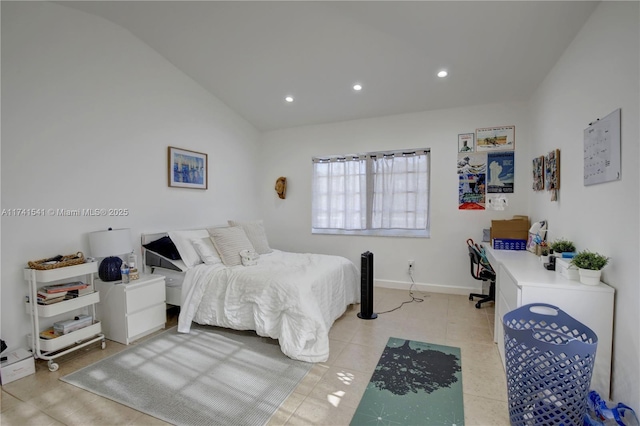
(312, 148, 431, 238)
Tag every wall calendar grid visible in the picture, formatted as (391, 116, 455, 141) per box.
(583, 108, 621, 186)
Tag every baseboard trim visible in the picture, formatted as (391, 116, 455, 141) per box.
(374, 279, 478, 296)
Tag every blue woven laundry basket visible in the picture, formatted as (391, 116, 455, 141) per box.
(503, 303, 598, 426)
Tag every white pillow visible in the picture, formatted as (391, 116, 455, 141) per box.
(168, 229, 209, 268)
(209, 226, 255, 267)
(227, 220, 273, 255)
(191, 237, 222, 265)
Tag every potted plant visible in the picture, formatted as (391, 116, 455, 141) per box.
(571, 250, 609, 285)
(550, 238, 576, 254)
(539, 243, 551, 263)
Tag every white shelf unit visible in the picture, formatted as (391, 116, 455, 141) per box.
(24, 262, 105, 372)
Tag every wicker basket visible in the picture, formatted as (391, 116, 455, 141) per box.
(28, 252, 85, 270)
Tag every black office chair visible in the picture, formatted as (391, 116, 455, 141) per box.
(468, 245, 496, 309)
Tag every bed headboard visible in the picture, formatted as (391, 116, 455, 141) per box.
(140, 226, 228, 273)
(141, 232, 168, 244)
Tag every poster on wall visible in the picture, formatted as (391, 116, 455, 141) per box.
(476, 125, 515, 152)
(457, 152, 487, 210)
(487, 151, 514, 193)
(458, 133, 475, 152)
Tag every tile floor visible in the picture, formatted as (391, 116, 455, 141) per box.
(1, 289, 510, 425)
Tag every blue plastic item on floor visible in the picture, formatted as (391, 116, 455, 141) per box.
(503, 303, 598, 426)
(584, 390, 639, 426)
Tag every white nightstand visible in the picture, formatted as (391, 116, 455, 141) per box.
(95, 274, 166, 345)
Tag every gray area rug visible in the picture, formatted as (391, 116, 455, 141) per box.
(61, 325, 313, 426)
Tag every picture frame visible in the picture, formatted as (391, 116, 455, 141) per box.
(532, 156, 545, 191)
(476, 125, 515, 152)
(168, 146, 208, 190)
(458, 133, 475, 153)
(545, 149, 560, 201)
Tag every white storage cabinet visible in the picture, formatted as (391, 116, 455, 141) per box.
(24, 262, 105, 372)
(486, 247, 614, 400)
(95, 274, 166, 345)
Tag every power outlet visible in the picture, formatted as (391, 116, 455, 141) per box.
(408, 260, 414, 274)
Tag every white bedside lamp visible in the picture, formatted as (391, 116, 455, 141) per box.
(89, 228, 132, 282)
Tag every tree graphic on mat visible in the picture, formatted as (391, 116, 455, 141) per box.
(371, 340, 461, 396)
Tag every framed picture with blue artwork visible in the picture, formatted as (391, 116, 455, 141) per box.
(168, 146, 208, 190)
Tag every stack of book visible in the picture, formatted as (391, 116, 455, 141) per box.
(65, 287, 93, 299)
(37, 292, 67, 305)
(37, 281, 90, 305)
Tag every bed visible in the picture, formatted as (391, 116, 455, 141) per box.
(141, 222, 360, 362)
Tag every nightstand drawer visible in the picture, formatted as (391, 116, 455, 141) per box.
(127, 304, 165, 339)
(126, 279, 165, 313)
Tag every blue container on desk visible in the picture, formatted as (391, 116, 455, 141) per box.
(493, 238, 527, 250)
(503, 303, 598, 426)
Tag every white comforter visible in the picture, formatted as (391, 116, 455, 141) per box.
(177, 250, 360, 362)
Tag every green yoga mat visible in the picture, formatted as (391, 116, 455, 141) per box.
(351, 337, 464, 426)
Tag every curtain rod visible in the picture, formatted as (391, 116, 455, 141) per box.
(313, 149, 429, 163)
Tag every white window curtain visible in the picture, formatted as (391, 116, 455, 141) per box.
(312, 157, 366, 230)
(371, 152, 429, 229)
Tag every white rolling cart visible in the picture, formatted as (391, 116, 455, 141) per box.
(24, 261, 105, 372)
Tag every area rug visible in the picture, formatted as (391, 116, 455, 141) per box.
(350, 337, 464, 426)
(61, 324, 312, 426)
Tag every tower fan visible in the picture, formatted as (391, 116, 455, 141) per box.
(358, 251, 377, 319)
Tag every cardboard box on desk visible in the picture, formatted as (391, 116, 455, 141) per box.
(0, 348, 35, 384)
(490, 216, 530, 241)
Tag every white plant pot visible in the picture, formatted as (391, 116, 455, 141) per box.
(578, 268, 602, 286)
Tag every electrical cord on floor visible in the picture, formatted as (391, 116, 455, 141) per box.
(377, 271, 429, 314)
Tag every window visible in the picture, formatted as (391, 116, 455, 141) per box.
(312, 149, 430, 237)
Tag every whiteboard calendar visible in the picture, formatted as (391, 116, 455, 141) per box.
(583, 108, 621, 186)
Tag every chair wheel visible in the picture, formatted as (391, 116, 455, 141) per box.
(469, 295, 473, 300)
(475, 302, 482, 309)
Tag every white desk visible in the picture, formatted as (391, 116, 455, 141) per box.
(486, 247, 614, 399)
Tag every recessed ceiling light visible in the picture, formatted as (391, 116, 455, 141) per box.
(437, 70, 448, 78)
(285, 96, 294, 103)
(353, 83, 363, 91)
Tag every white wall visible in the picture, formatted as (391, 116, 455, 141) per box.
(259, 102, 530, 293)
(1, 2, 261, 348)
(528, 2, 639, 407)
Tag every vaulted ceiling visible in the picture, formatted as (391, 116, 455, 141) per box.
(60, 1, 599, 131)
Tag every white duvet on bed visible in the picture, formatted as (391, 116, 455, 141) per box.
(177, 250, 360, 362)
